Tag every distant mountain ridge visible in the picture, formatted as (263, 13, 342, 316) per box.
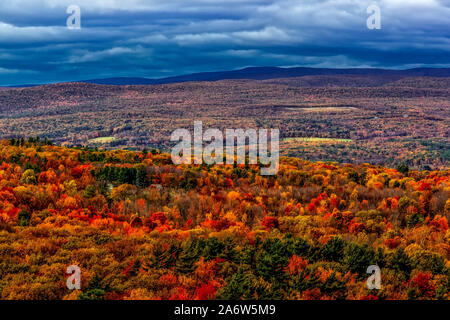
(5, 66, 450, 87)
(83, 66, 450, 86)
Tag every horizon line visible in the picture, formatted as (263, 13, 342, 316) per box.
(3, 65, 450, 88)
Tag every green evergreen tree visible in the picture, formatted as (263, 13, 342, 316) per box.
(344, 243, 376, 276)
(135, 165, 149, 188)
(321, 236, 345, 262)
(18, 210, 31, 227)
(175, 241, 200, 274)
(388, 248, 412, 280)
(256, 238, 289, 284)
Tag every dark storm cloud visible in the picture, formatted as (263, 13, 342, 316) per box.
(0, 0, 449, 85)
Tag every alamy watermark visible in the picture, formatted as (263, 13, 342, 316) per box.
(170, 121, 279, 175)
(366, 265, 381, 290)
(66, 5, 81, 29)
(367, 4, 381, 30)
(64, 5, 379, 31)
(66, 265, 81, 290)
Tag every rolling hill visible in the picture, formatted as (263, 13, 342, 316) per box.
(83, 66, 450, 86)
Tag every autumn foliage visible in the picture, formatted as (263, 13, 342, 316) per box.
(0, 139, 448, 300)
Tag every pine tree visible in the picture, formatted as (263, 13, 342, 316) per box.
(256, 238, 289, 284)
(175, 241, 200, 274)
(321, 236, 345, 262)
(135, 166, 149, 188)
(217, 268, 252, 299)
(151, 244, 178, 269)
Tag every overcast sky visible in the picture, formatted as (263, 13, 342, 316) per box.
(0, 0, 449, 85)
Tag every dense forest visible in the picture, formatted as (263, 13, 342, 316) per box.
(0, 76, 448, 170)
(0, 139, 448, 300)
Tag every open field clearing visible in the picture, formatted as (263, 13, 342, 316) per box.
(286, 107, 358, 112)
(89, 136, 117, 144)
(283, 137, 353, 143)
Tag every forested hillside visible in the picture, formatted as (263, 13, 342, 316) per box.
(1, 76, 448, 170)
(0, 139, 448, 300)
